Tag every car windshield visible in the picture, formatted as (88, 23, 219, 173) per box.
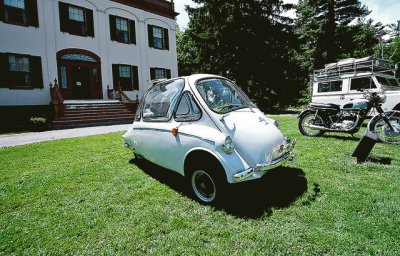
(196, 78, 255, 114)
(376, 76, 400, 90)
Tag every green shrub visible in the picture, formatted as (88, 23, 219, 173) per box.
(29, 117, 48, 132)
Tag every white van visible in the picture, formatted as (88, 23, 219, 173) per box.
(311, 57, 400, 111)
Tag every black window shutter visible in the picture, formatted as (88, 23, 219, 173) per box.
(109, 15, 117, 41)
(148, 25, 153, 47)
(26, 0, 39, 27)
(86, 9, 94, 37)
(0, 2, 4, 21)
(30, 56, 43, 88)
(59, 2, 68, 32)
(129, 20, 136, 44)
(0, 53, 10, 88)
(150, 68, 155, 80)
(132, 66, 139, 90)
(166, 69, 171, 79)
(163, 28, 169, 50)
(112, 64, 119, 89)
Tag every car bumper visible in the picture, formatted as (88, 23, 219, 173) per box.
(232, 138, 296, 182)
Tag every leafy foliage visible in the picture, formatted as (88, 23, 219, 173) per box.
(179, 0, 304, 111)
(295, 0, 370, 70)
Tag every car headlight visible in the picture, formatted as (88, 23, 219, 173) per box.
(222, 136, 234, 154)
(273, 120, 279, 129)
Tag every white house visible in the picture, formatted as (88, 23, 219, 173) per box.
(0, 0, 178, 107)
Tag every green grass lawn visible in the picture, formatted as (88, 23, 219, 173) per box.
(1, 116, 399, 255)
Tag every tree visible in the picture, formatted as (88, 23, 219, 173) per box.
(337, 18, 385, 59)
(296, 0, 370, 70)
(176, 26, 200, 76)
(179, 0, 305, 111)
(388, 20, 400, 38)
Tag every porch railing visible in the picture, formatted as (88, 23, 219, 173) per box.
(107, 83, 140, 114)
(49, 79, 64, 120)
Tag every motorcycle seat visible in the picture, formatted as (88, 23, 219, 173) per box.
(309, 103, 340, 110)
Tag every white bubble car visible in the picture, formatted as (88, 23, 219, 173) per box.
(123, 74, 295, 204)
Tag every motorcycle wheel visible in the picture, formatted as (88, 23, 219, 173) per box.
(298, 112, 325, 137)
(370, 112, 400, 145)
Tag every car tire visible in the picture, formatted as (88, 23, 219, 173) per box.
(189, 163, 226, 205)
(133, 153, 144, 163)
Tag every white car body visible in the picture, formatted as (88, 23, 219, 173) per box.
(123, 74, 295, 203)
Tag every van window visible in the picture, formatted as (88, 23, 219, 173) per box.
(350, 77, 376, 91)
(317, 81, 342, 93)
(376, 76, 400, 87)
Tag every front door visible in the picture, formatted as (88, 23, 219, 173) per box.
(71, 66, 90, 99)
(57, 49, 103, 100)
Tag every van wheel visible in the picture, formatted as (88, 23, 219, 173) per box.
(298, 112, 325, 137)
(189, 163, 226, 205)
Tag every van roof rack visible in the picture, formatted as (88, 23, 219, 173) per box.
(314, 56, 397, 81)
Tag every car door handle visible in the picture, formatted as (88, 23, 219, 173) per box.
(340, 95, 345, 100)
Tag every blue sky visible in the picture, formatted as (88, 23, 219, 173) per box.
(175, 0, 400, 29)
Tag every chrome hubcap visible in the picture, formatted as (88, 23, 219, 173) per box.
(191, 170, 216, 203)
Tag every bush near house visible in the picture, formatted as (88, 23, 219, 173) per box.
(0, 116, 399, 254)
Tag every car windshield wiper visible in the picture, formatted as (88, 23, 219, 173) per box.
(219, 104, 253, 113)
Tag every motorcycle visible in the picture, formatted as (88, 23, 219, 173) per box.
(298, 90, 400, 144)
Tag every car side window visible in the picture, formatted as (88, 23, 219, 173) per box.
(350, 77, 376, 91)
(142, 79, 184, 121)
(317, 80, 342, 93)
(175, 92, 202, 122)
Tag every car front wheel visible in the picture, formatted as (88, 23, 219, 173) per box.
(190, 166, 225, 205)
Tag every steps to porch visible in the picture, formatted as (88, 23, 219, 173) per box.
(52, 100, 135, 129)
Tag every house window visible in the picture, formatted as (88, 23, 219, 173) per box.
(0, 53, 43, 89)
(59, 2, 94, 37)
(150, 68, 171, 80)
(112, 64, 139, 91)
(109, 15, 135, 44)
(153, 26, 163, 49)
(60, 65, 67, 89)
(68, 6, 84, 22)
(92, 68, 99, 88)
(148, 25, 169, 50)
(317, 80, 342, 93)
(1, 0, 38, 27)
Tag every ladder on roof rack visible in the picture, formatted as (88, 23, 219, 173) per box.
(314, 56, 397, 80)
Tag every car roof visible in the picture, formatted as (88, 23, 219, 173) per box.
(150, 74, 228, 88)
(186, 74, 225, 85)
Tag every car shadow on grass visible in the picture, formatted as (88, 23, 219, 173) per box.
(222, 167, 308, 218)
(132, 159, 307, 219)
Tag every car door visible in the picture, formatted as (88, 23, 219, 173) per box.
(133, 79, 185, 171)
